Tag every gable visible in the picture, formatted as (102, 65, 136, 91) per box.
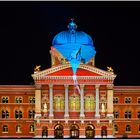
(47, 67, 101, 76)
(32, 64, 116, 79)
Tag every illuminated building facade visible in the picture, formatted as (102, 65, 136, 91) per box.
(0, 20, 140, 138)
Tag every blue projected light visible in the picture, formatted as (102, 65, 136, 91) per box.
(52, 19, 96, 75)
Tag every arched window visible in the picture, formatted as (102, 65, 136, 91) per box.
(19, 97, 22, 103)
(15, 110, 22, 119)
(15, 97, 22, 103)
(114, 124, 118, 132)
(2, 110, 9, 119)
(33, 97, 35, 103)
(125, 97, 131, 103)
(126, 125, 131, 132)
(30, 124, 35, 132)
(28, 110, 35, 118)
(2, 97, 9, 103)
(54, 95, 64, 111)
(29, 97, 35, 104)
(16, 125, 21, 133)
(3, 125, 8, 132)
(69, 96, 80, 111)
(84, 95, 95, 111)
(113, 97, 119, 104)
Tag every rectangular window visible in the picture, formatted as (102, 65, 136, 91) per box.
(138, 111, 140, 119)
(139, 125, 140, 132)
(2, 110, 9, 119)
(126, 125, 131, 132)
(113, 111, 119, 118)
(114, 125, 118, 132)
(15, 110, 22, 119)
(125, 111, 131, 119)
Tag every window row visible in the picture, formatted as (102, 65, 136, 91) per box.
(2, 124, 34, 133)
(53, 95, 103, 111)
(113, 111, 140, 119)
(113, 97, 140, 104)
(1, 110, 35, 119)
(114, 124, 140, 132)
(1, 96, 35, 104)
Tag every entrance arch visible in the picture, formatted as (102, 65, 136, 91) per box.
(42, 126, 48, 138)
(54, 124, 63, 138)
(101, 126, 107, 138)
(70, 124, 79, 138)
(85, 124, 95, 138)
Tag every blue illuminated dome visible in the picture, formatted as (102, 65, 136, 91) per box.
(52, 20, 94, 47)
(52, 19, 96, 74)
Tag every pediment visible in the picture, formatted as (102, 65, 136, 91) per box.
(32, 64, 116, 80)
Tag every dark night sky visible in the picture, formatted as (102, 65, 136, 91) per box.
(0, 1, 140, 85)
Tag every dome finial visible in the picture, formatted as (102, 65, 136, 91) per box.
(67, 18, 77, 33)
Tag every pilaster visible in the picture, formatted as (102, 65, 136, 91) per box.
(80, 84, 85, 118)
(49, 84, 54, 118)
(64, 84, 69, 118)
(107, 84, 114, 117)
(35, 84, 42, 118)
(95, 84, 100, 118)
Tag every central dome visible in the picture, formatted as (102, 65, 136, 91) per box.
(52, 19, 96, 64)
(52, 20, 94, 46)
(52, 31, 93, 46)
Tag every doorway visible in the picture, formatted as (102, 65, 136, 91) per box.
(70, 124, 79, 138)
(54, 124, 63, 138)
(85, 124, 95, 138)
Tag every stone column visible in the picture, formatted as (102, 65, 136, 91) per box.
(95, 84, 100, 118)
(64, 84, 69, 118)
(49, 84, 54, 118)
(80, 84, 85, 118)
(35, 84, 42, 118)
(107, 84, 114, 117)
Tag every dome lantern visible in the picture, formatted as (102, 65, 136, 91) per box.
(67, 18, 77, 34)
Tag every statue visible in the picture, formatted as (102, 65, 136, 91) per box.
(34, 65, 41, 73)
(107, 66, 114, 73)
(43, 102, 47, 113)
(101, 103, 105, 113)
